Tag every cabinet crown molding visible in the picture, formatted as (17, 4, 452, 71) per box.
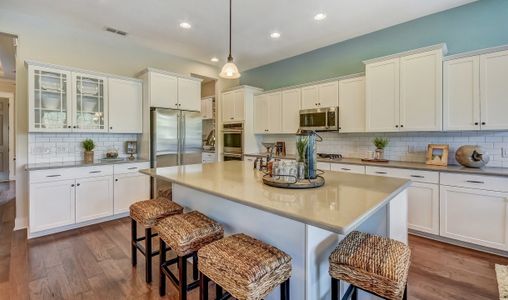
(443, 44, 508, 61)
(221, 85, 264, 94)
(136, 67, 203, 82)
(362, 43, 448, 65)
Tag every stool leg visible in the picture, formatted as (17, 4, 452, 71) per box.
(281, 278, 290, 300)
(131, 219, 137, 266)
(178, 256, 187, 300)
(145, 227, 152, 283)
(402, 284, 408, 300)
(215, 284, 223, 298)
(199, 272, 209, 300)
(192, 254, 199, 281)
(351, 286, 358, 300)
(331, 278, 339, 300)
(159, 239, 167, 296)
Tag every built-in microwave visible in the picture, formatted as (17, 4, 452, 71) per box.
(222, 122, 243, 160)
(299, 107, 339, 131)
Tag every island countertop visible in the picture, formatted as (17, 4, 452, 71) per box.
(141, 161, 410, 234)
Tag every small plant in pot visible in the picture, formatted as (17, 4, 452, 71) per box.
(373, 137, 389, 160)
(82, 139, 95, 164)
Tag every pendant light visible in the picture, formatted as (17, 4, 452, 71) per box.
(219, 0, 241, 79)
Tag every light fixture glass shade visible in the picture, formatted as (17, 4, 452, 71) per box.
(219, 61, 241, 79)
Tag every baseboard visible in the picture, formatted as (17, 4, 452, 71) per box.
(14, 217, 27, 231)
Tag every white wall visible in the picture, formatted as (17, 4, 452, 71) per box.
(0, 9, 239, 229)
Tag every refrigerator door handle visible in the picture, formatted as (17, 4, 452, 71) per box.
(182, 114, 186, 165)
(176, 113, 181, 165)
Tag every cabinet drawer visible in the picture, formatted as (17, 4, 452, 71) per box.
(114, 162, 150, 174)
(330, 163, 365, 174)
(365, 166, 439, 184)
(317, 162, 331, 171)
(441, 172, 508, 192)
(74, 165, 114, 179)
(29, 168, 76, 183)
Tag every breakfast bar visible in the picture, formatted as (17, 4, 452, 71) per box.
(141, 161, 410, 300)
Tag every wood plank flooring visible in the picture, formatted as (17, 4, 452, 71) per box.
(0, 181, 505, 299)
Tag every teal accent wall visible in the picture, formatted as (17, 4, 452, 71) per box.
(240, 0, 508, 90)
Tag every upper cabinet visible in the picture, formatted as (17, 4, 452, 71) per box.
(201, 97, 214, 120)
(281, 88, 301, 134)
(253, 92, 282, 134)
(338, 76, 365, 133)
(108, 78, 143, 133)
(366, 48, 443, 132)
(301, 81, 338, 109)
(72, 72, 108, 132)
(138, 69, 202, 111)
(444, 49, 508, 131)
(222, 89, 245, 122)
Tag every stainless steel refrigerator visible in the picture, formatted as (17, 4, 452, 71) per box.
(150, 108, 202, 196)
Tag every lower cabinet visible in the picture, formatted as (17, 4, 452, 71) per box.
(75, 176, 114, 222)
(407, 182, 439, 235)
(440, 185, 508, 251)
(114, 173, 150, 214)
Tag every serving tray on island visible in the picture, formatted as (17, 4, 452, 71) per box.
(262, 174, 325, 189)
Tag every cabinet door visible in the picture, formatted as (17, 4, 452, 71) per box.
(480, 50, 508, 130)
(443, 56, 480, 131)
(149, 72, 178, 109)
(254, 94, 268, 133)
(114, 173, 150, 214)
(301, 85, 318, 109)
(318, 81, 338, 108)
(72, 72, 108, 132)
(75, 176, 114, 222)
(201, 97, 213, 119)
(440, 185, 508, 250)
(178, 77, 201, 111)
(29, 180, 75, 233)
(108, 78, 142, 133)
(28, 65, 73, 132)
(222, 91, 235, 122)
(400, 50, 443, 131)
(408, 182, 439, 235)
(267, 92, 282, 133)
(281, 88, 301, 134)
(232, 90, 245, 121)
(366, 58, 400, 132)
(338, 77, 365, 133)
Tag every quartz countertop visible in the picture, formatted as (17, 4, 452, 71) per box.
(140, 161, 410, 234)
(25, 158, 149, 171)
(244, 153, 508, 177)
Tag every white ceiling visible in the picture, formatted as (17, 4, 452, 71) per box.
(0, 0, 475, 71)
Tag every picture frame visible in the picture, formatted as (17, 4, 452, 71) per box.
(426, 144, 449, 166)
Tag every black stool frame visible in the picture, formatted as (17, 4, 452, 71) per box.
(131, 218, 164, 283)
(199, 272, 291, 300)
(331, 278, 408, 300)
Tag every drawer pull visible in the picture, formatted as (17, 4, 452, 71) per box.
(127, 167, 138, 170)
(341, 168, 351, 171)
(46, 174, 61, 178)
(89, 170, 102, 174)
(410, 175, 424, 178)
(375, 171, 387, 175)
(466, 180, 484, 184)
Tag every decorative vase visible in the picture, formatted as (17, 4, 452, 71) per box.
(375, 148, 384, 160)
(84, 150, 94, 164)
(455, 145, 490, 168)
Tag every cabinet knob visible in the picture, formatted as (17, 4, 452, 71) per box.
(474, 122, 479, 125)
(71, 184, 75, 187)
(110, 126, 113, 130)
(68, 125, 72, 129)
(77, 183, 81, 186)
(400, 124, 404, 128)
(395, 125, 399, 128)
(481, 122, 486, 125)
(115, 179, 118, 182)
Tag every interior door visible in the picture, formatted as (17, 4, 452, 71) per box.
(180, 111, 202, 165)
(0, 98, 9, 180)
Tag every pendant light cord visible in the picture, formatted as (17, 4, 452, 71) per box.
(228, 0, 233, 62)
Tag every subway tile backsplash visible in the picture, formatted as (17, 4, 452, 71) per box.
(259, 131, 508, 168)
(28, 133, 139, 164)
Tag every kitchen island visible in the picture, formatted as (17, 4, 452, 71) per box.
(141, 161, 410, 300)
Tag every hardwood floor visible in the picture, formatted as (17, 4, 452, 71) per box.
(0, 181, 505, 299)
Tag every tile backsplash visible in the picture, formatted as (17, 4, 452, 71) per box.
(259, 131, 508, 168)
(29, 133, 139, 164)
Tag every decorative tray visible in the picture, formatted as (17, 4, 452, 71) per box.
(262, 174, 325, 189)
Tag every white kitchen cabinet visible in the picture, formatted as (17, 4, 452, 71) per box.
(222, 90, 244, 122)
(178, 77, 202, 111)
(114, 173, 150, 214)
(72, 72, 108, 132)
(108, 78, 142, 133)
(408, 182, 439, 235)
(146, 71, 178, 109)
(480, 49, 508, 130)
(399, 50, 442, 131)
(253, 92, 282, 133)
(281, 88, 301, 134)
(254, 94, 268, 133)
(330, 163, 365, 174)
(440, 185, 508, 250)
(201, 97, 214, 119)
(444, 56, 481, 131)
(75, 176, 114, 222)
(29, 180, 76, 233)
(366, 58, 400, 132)
(338, 77, 365, 133)
(301, 82, 338, 109)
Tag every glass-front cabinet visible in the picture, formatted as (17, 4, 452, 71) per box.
(72, 73, 107, 132)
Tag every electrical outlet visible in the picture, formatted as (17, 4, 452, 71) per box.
(502, 147, 508, 158)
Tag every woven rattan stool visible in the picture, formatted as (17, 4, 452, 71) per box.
(157, 185, 172, 199)
(156, 211, 224, 300)
(329, 231, 410, 300)
(198, 233, 292, 300)
(129, 197, 183, 283)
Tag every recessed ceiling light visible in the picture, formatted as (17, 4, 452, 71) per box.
(179, 22, 192, 29)
(211, 57, 219, 62)
(314, 13, 327, 21)
(270, 32, 281, 39)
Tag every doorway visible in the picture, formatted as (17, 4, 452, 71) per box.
(0, 95, 10, 181)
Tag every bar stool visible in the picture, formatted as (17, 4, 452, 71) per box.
(157, 185, 172, 199)
(129, 197, 183, 283)
(329, 231, 410, 300)
(198, 233, 292, 300)
(156, 211, 224, 300)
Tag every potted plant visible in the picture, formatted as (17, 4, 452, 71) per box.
(82, 139, 95, 163)
(373, 137, 389, 160)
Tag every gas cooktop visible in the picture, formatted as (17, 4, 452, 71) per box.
(317, 153, 343, 160)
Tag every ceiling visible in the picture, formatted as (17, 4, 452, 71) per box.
(0, 0, 475, 71)
(0, 33, 16, 80)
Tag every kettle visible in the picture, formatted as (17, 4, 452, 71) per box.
(455, 145, 490, 168)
